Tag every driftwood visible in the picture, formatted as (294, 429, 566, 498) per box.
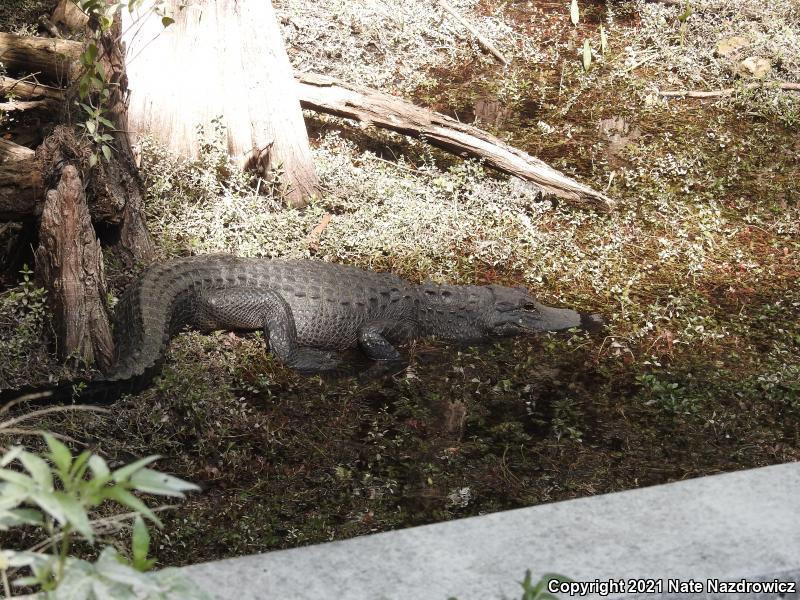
(660, 82, 800, 98)
(34, 163, 114, 369)
(0, 33, 81, 84)
(437, 0, 508, 66)
(0, 139, 42, 220)
(296, 73, 613, 210)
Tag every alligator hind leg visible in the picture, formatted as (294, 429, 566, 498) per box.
(356, 321, 416, 379)
(196, 288, 341, 374)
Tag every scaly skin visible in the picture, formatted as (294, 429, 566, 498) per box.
(0, 255, 603, 404)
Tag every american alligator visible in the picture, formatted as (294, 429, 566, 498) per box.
(2, 255, 602, 403)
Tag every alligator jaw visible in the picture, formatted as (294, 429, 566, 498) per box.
(495, 301, 604, 334)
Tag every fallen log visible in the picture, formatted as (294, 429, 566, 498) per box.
(0, 33, 82, 84)
(34, 163, 114, 369)
(0, 139, 42, 220)
(0, 75, 64, 102)
(296, 73, 613, 210)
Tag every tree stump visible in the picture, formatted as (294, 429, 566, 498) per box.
(34, 163, 114, 370)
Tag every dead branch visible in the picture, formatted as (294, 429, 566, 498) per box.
(436, 0, 509, 66)
(660, 82, 800, 98)
(0, 99, 50, 112)
(0, 75, 65, 102)
(0, 33, 82, 84)
(296, 73, 613, 210)
(0, 139, 42, 220)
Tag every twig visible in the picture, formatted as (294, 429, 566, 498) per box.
(0, 428, 83, 444)
(436, 0, 509, 66)
(26, 505, 179, 554)
(305, 213, 333, 250)
(0, 405, 110, 430)
(659, 82, 800, 98)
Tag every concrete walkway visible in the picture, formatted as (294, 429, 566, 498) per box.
(182, 462, 800, 600)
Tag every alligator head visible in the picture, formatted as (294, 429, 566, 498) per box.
(485, 285, 604, 337)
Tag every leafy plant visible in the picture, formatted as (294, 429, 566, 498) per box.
(0, 435, 208, 599)
(676, 1, 692, 47)
(520, 571, 573, 600)
(72, 0, 176, 166)
(447, 570, 572, 600)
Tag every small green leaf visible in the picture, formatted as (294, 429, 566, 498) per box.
(44, 434, 72, 475)
(18, 452, 52, 489)
(112, 456, 161, 483)
(0, 508, 43, 530)
(570, 0, 579, 25)
(53, 491, 94, 541)
(131, 515, 156, 571)
(85, 120, 97, 135)
(128, 468, 199, 498)
(69, 448, 97, 479)
(88, 454, 110, 479)
(161, 16, 175, 27)
(0, 468, 35, 489)
(29, 491, 65, 523)
(89, 153, 98, 168)
(677, 1, 692, 22)
(85, 43, 98, 64)
(600, 24, 608, 54)
(582, 39, 592, 71)
(1, 446, 24, 467)
(103, 487, 162, 526)
(101, 144, 112, 162)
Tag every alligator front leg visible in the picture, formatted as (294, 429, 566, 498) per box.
(196, 288, 341, 374)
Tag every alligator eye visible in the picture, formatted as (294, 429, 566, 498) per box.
(522, 302, 537, 311)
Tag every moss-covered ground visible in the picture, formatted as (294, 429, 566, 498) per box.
(0, 0, 798, 569)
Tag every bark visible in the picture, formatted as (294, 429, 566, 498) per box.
(52, 0, 90, 33)
(122, 0, 319, 207)
(0, 139, 42, 220)
(34, 164, 114, 369)
(296, 73, 613, 210)
(0, 32, 81, 85)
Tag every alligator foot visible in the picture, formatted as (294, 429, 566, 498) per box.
(288, 347, 343, 375)
(357, 359, 408, 382)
